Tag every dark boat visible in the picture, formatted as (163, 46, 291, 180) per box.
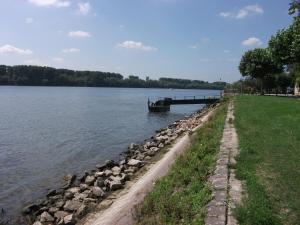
(148, 98, 171, 112)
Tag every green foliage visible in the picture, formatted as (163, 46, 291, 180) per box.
(0, 65, 226, 90)
(269, 17, 300, 65)
(136, 103, 228, 225)
(235, 96, 300, 225)
(289, 0, 300, 16)
(239, 48, 282, 79)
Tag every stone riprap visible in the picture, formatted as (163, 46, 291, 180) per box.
(23, 104, 216, 225)
(205, 102, 242, 225)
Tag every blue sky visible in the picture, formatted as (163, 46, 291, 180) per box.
(0, 0, 293, 82)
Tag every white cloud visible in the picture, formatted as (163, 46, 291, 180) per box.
(28, 0, 70, 7)
(117, 41, 157, 51)
(0, 44, 33, 55)
(78, 2, 90, 15)
(52, 57, 63, 62)
(220, 4, 263, 19)
(25, 17, 34, 24)
(242, 37, 262, 46)
(68, 30, 91, 38)
(62, 48, 80, 53)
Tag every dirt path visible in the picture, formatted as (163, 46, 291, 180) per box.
(81, 107, 217, 225)
(205, 101, 242, 225)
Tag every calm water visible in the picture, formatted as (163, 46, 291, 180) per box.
(0, 86, 219, 223)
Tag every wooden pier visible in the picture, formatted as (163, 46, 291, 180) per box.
(148, 95, 220, 112)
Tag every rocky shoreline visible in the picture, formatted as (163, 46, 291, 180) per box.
(21, 104, 216, 225)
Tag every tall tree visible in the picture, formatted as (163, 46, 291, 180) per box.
(239, 48, 282, 93)
(289, 0, 300, 16)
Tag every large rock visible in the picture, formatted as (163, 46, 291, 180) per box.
(111, 166, 121, 176)
(67, 187, 80, 194)
(127, 159, 142, 167)
(94, 177, 105, 187)
(105, 160, 115, 168)
(54, 211, 69, 220)
(85, 175, 95, 185)
(63, 200, 82, 212)
(91, 186, 105, 197)
(104, 169, 112, 177)
(109, 180, 123, 191)
(62, 174, 76, 189)
(40, 211, 54, 222)
(76, 204, 88, 219)
(64, 214, 75, 225)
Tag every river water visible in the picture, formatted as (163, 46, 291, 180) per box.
(0, 86, 220, 223)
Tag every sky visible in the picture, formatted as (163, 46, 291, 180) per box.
(0, 0, 294, 82)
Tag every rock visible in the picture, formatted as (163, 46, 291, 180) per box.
(40, 211, 54, 222)
(67, 187, 80, 194)
(48, 207, 59, 213)
(62, 174, 76, 189)
(94, 177, 105, 187)
(83, 198, 97, 204)
(74, 192, 89, 201)
(104, 169, 112, 177)
(120, 173, 130, 183)
(111, 166, 121, 176)
(109, 180, 123, 191)
(64, 191, 74, 200)
(119, 159, 126, 165)
(54, 211, 69, 220)
(80, 183, 89, 191)
(76, 204, 88, 219)
(150, 147, 159, 152)
(136, 154, 145, 160)
(46, 189, 57, 197)
(33, 222, 43, 225)
(92, 186, 105, 197)
(22, 203, 40, 214)
(63, 200, 82, 212)
(95, 171, 104, 177)
(78, 171, 89, 182)
(127, 159, 142, 167)
(64, 214, 75, 225)
(55, 200, 65, 208)
(158, 143, 164, 148)
(85, 175, 95, 185)
(105, 160, 115, 168)
(144, 156, 152, 161)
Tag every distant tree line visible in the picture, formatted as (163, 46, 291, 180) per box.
(232, 0, 300, 94)
(0, 65, 226, 90)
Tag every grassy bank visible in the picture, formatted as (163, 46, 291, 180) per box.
(136, 102, 228, 225)
(234, 96, 300, 225)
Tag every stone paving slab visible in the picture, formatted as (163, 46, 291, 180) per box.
(205, 102, 242, 225)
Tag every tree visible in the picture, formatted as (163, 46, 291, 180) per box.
(239, 48, 282, 93)
(289, 0, 300, 16)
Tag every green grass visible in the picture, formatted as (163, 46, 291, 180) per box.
(136, 102, 228, 225)
(234, 96, 300, 225)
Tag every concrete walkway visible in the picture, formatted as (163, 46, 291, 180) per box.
(205, 101, 242, 225)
